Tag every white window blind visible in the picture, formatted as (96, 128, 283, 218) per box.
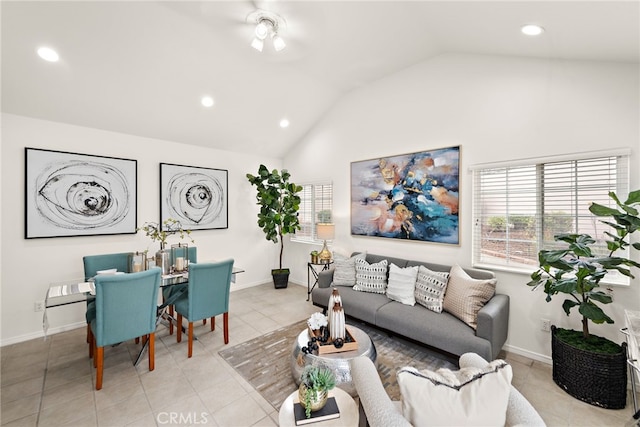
(472, 153, 629, 272)
(293, 182, 333, 242)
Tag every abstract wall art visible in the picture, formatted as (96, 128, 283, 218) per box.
(25, 147, 137, 238)
(351, 145, 460, 244)
(160, 163, 228, 231)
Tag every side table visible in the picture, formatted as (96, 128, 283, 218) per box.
(307, 261, 333, 301)
(278, 387, 359, 427)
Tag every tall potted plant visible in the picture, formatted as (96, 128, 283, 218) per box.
(527, 189, 640, 409)
(246, 164, 302, 288)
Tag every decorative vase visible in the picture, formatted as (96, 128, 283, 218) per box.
(311, 254, 319, 264)
(327, 287, 341, 314)
(329, 301, 346, 341)
(155, 248, 171, 275)
(298, 383, 328, 413)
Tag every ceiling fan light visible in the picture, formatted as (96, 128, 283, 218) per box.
(251, 37, 264, 52)
(272, 34, 286, 52)
(255, 21, 270, 40)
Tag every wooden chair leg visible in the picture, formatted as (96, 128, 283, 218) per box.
(86, 324, 91, 343)
(93, 338, 98, 368)
(149, 333, 155, 371)
(176, 314, 182, 342)
(169, 306, 175, 335)
(135, 337, 140, 344)
(211, 316, 215, 331)
(141, 335, 147, 346)
(95, 346, 104, 390)
(88, 328, 94, 358)
(223, 312, 229, 344)
(203, 319, 207, 325)
(188, 322, 194, 358)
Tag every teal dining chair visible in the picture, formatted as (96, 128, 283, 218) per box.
(89, 268, 161, 390)
(83, 252, 133, 346)
(164, 246, 197, 335)
(174, 259, 234, 357)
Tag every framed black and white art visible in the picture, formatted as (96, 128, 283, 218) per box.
(25, 147, 137, 239)
(160, 163, 228, 231)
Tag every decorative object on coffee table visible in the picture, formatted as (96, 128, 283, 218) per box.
(298, 365, 336, 418)
(329, 302, 346, 341)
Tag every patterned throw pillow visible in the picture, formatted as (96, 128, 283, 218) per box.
(386, 264, 418, 306)
(332, 252, 366, 286)
(414, 265, 450, 313)
(443, 264, 496, 330)
(353, 258, 388, 294)
(398, 360, 512, 427)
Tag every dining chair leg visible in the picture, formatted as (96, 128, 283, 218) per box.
(203, 319, 207, 325)
(168, 306, 175, 335)
(86, 324, 91, 343)
(223, 312, 229, 344)
(188, 322, 194, 358)
(141, 335, 147, 346)
(135, 337, 140, 344)
(211, 316, 215, 331)
(95, 346, 104, 390)
(149, 333, 155, 371)
(93, 338, 98, 368)
(176, 314, 182, 342)
(88, 329, 94, 358)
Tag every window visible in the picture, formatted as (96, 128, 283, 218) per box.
(472, 151, 629, 274)
(293, 182, 333, 242)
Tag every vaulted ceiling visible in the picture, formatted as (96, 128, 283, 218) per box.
(3, 1, 638, 158)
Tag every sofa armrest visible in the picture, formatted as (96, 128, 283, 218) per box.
(476, 293, 510, 359)
(350, 357, 411, 427)
(460, 353, 546, 427)
(318, 268, 334, 288)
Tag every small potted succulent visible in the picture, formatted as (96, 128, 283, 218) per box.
(310, 250, 319, 264)
(298, 365, 336, 418)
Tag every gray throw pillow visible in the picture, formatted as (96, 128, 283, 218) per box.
(332, 252, 366, 286)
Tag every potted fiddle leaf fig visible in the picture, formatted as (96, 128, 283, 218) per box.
(527, 189, 640, 409)
(247, 164, 303, 288)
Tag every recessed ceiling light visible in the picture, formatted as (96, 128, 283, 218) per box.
(201, 96, 214, 108)
(521, 24, 544, 36)
(279, 118, 290, 128)
(37, 46, 59, 62)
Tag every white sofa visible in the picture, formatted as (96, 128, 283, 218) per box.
(350, 354, 546, 427)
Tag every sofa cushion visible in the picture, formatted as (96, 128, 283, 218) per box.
(414, 265, 450, 313)
(333, 252, 366, 286)
(386, 264, 418, 306)
(397, 360, 512, 426)
(443, 264, 496, 330)
(354, 258, 388, 294)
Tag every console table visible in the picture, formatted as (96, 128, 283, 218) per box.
(307, 261, 333, 301)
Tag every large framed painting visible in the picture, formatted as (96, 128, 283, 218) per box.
(25, 147, 137, 239)
(351, 145, 460, 244)
(160, 163, 228, 231)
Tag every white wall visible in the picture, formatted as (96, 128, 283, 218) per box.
(0, 113, 284, 345)
(284, 53, 640, 361)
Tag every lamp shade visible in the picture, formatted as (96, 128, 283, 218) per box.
(317, 223, 335, 240)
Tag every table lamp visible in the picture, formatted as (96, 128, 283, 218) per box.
(317, 223, 335, 263)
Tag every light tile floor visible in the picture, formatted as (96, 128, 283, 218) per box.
(1, 283, 638, 426)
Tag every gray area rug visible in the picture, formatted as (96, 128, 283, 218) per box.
(218, 318, 456, 411)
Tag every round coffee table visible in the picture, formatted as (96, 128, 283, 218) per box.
(278, 387, 359, 427)
(290, 324, 377, 396)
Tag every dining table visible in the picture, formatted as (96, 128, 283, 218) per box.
(44, 266, 245, 364)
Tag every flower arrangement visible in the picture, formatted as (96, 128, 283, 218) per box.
(299, 365, 336, 418)
(138, 218, 194, 250)
(307, 312, 328, 330)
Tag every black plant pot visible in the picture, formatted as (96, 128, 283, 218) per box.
(551, 325, 627, 409)
(272, 269, 290, 289)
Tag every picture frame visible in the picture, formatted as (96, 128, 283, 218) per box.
(160, 163, 228, 231)
(350, 145, 460, 245)
(25, 147, 137, 239)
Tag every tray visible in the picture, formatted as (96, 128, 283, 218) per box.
(308, 326, 358, 355)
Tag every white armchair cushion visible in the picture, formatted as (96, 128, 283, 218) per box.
(397, 359, 512, 426)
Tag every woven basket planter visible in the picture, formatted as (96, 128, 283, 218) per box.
(551, 325, 627, 409)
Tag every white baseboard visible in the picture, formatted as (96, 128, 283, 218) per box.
(1, 321, 85, 347)
(502, 343, 552, 365)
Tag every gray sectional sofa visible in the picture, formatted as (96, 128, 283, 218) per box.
(311, 252, 509, 361)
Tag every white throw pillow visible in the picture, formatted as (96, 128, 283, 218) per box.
(332, 252, 366, 286)
(386, 264, 418, 306)
(414, 265, 450, 313)
(353, 258, 388, 294)
(443, 264, 496, 330)
(397, 360, 512, 427)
